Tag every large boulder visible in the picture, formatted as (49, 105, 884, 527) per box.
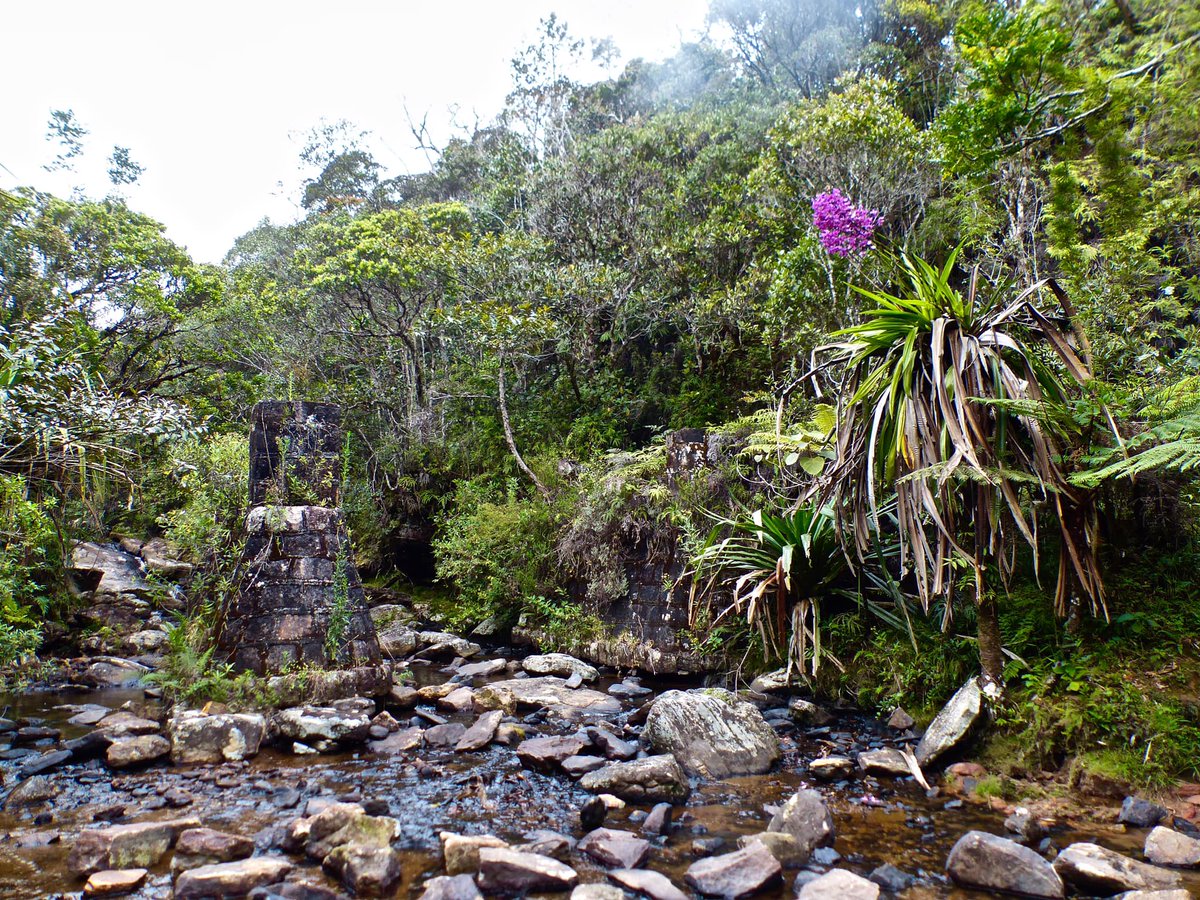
(377, 622, 420, 658)
(275, 698, 373, 751)
(643, 689, 779, 778)
(1054, 842, 1182, 894)
(766, 789, 834, 859)
(418, 631, 482, 658)
(71, 542, 152, 599)
(169, 710, 266, 764)
(480, 677, 622, 721)
(522, 653, 599, 682)
(685, 843, 782, 898)
(174, 857, 293, 898)
(580, 755, 690, 803)
(1145, 826, 1200, 867)
(477, 847, 578, 894)
(945, 831, 1064, 899)
(915, 677, 983, 766)
(68, 817, 201, 876)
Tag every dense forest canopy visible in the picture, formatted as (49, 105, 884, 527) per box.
(4, 0, 1200, 782)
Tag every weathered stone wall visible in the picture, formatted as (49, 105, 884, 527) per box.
(249, 401, 343, 507)
(220, 400, 382, 675)
(219, 506, 380, 674)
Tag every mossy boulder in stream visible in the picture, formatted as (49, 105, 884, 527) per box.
(643, 689, 779, 778)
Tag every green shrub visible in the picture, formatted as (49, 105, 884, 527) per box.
(0, 474, 60, 662)
(432, 476, 569, 630)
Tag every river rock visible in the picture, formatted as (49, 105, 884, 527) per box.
(522, 653, 599, 682)
(798, 869, 879, 899)
(83, 868, 148, 896)
(589, 728, 638, 761)
(128, 629, 169, 654)
(643, 689, 779, 778)
(518, 735, 591, 771)
(477, 847, 579, 893)
(169, 710, 266, 764)
(579, 828, 652, 869)
(1054, 842, 1182, 894)
(85, 658, 150, 688)
(174, 857, 293, 898)
(419, 631, 482, 658)
(172, 827, 255, 871)
(442, 833, 509, 875)
(105, 734, 170, 768)
(915, 677, 982, 766)
(390, 684, 419, 707)
(869, 863, 914, 893)
(377, 623, 420, 658)
(1005, 807, 1047, 842)
(857, 747, 911, 777)
(573, 884, 626, 900)
(483, 677, 622, 721)
(749, 670, 789, 693)
(887, 707, 915, 730)
(68, 816, 201, 876)
(71, 542, 152, 599)
(18, 748, 73, 777)
(140, 537, 193, 579)
(425, 723, 468, 747)
(1145, 826, 1200, 867)
(787, 698, 832, 726)
(580, 755, 690, 803)
(945, 831, 1064, 898)
(456, 710, 504, 751)
(457, 658, 507, 679)
(563, 755, 609, 777)
(685, 842, 782, 898)
(609, 868, 690, 900)
(370, 726, 423, 754)
(438, 686, 476, 713)
(1113, 892, 1194, 899)
(323, 842, 403, 896)
(3, 774, 56, 807)
(766, 789, 834, 858)
(808, 757, 853, 780)
(1121, 796, 1170, 828)
(276, 699, 373, 751)
(738, 832, 807, 868)
(421, 874, 484, 900)
(96, 711, 160, 737)
(642, 803, 673, 836)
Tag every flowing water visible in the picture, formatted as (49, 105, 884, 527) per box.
(1, 655, 1196, 899)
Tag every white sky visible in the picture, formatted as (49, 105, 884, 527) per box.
(1, 1, 710, 263)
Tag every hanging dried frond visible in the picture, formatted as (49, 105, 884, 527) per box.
(818, 248, 1106, 621)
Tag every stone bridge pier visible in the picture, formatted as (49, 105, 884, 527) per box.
(217, 401, 381, 675)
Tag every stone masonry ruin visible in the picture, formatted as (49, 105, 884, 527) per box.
(217, 401, 381, 674)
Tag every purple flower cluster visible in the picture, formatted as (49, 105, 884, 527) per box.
(811, 189, 882, 257)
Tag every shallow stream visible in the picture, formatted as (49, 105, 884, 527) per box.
(1, 654, 1195, 899)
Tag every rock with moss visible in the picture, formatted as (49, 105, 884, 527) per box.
(643, 689, 779, 778)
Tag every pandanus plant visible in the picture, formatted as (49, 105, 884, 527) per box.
(818, 248, 1105, 689)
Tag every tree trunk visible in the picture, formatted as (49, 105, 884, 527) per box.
(497, 356, 550, 500)
(976, 591, 1005, 693)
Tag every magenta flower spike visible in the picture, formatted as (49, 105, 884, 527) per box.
(811, 190, 882, 257)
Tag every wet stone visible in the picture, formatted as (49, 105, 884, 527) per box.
(83, 868, 148, 896)
(563, 755, 609, 777)
(174, 857, 293, 899)
(1120, 796, 1170, 828)
(456, 710, 504, 752)
(517, 735, 591, 771)
(685, 842, 782, 899)
(578, 828, 653, 869)
(946, 830, 1064, 899)
(642, 803, 673, 836)
(868, 863, 914, 892)
(609, 868, 690, 900)
(767, 789, 835, 857)
(580, 755, 690, 804)
(1145, 826, 1200, 867)
(797, 869, 879, 899)
(1054, 842, 1182, 894)
(420, 874, 484, 900)
(477, 846, 579, 894)
(441, 832, 509, 876)
(425, 723, 468, 748)
(370, 725, 423, 754)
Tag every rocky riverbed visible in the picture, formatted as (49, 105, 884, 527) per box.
(2, 643, 1199, 900)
